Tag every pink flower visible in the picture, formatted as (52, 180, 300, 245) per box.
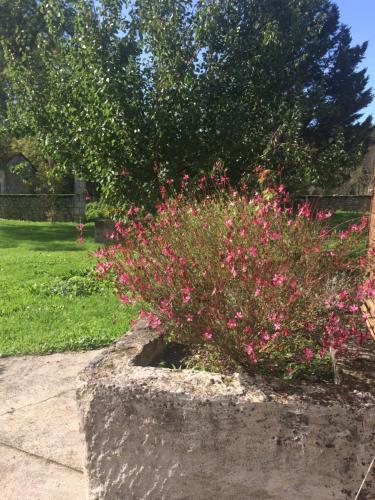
(230, 267, 237, 278)
(127, 206, 140, 216)
(186, 314, 193, 322)
(283, 327, 290, 337)
(248, 246, 257, 257)
(161, 244, 173, 256)
(325, 298, 333, 308)
(119, 273, 130, 284)
(340, 230, 349, 240)
(227, 319, 237, 329)
(297, 202, 312, 219)
(245, 343, 257, 363)
(262, 332, 270, 341)
(202, 331, 213, 341)
(348, 304, 359, 313)
(288, 290, 301, 304)
(254, 288, 261, 297)
(160, 185, 167, 199)
(316, 210, 332, 220)
(304, 348, 314, 362)
(269, 231, 281, 241)
(272, 274, 287, 286)
(160, 299, 171, 313)
(119, 293, 131, 304)
(225, 251, 235, 263)
(235, 311, 243, 319)
(224, 218, 234, 228)
(148, 314, 162, 329)
(96, 261, 111, 275)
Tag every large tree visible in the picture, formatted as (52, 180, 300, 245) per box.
(1, 0, 373, 205)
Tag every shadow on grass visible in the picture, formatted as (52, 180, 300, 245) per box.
(0, 221, 96, 252)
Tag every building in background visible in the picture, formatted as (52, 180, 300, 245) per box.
(0, 153, 36, 194)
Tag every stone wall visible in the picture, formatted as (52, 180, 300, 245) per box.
(297, 195, 371, 212)
(0, 194, 85, 222)
(77, 321, 375, 500)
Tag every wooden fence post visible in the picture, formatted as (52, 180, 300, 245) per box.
(362, 174, 375, 339)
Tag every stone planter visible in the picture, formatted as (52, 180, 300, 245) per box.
(94, 219, 116, 244)
(77, 320, 375, 500)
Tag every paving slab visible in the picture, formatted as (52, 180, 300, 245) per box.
(0, 443, 85, 500)
(0, 391, 84, 470)
(0, 351, 101, 415)
(0, 349, 101, 500)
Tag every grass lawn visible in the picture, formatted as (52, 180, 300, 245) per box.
(329, 210, 368, 258)
(330, 210, 367, 229)
(0, 219, 139, 356)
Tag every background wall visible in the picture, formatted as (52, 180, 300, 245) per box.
(0, 194, 85, 222)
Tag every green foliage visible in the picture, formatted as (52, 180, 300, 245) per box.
(30, 267, 107, 297)
(1, 0, 373, 206)
(0, 219, 139, 356)
(85, 200, 119, 221)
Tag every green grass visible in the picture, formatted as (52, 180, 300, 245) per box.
(330, 210, 366, 230)
(0, 219, 139, 356)
(329, 210, 368, 259)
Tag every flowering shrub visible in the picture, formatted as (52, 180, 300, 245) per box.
(97, 170, 372, 379)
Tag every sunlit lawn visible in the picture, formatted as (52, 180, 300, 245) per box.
(0, 219, 138, 356)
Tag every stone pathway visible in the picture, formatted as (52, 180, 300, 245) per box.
(0, 350, 101, 500)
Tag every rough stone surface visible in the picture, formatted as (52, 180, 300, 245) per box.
(0, 193, 85, 222)
(77, 321, 375, 500)
(0, 349, 101, 499)
(296, 194, 371, 213)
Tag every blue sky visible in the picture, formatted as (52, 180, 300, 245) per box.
(335, 0, 375, 120)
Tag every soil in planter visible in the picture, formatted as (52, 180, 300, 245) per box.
(151, 342, 192, 370)
(151, 339, 375, 400)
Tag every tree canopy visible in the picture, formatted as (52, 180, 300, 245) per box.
(1, 0, 373, 205)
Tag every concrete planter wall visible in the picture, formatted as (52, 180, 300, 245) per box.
(77, 320, 375, 500)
